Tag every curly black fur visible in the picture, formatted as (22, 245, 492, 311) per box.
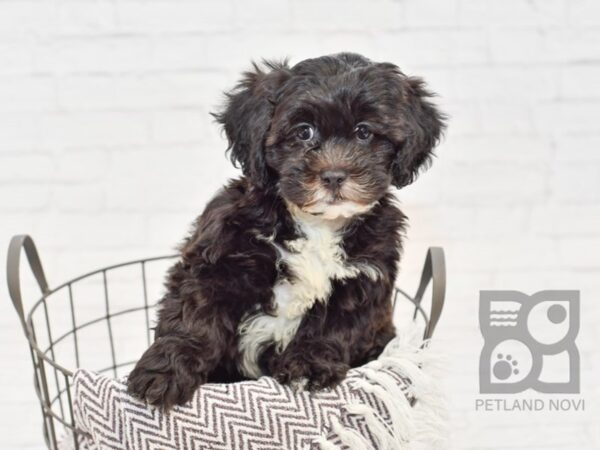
(127, 52, 445, 409)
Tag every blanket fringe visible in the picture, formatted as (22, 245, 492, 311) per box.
(316, 327, 448, 449)
(331, 415, 374, 449)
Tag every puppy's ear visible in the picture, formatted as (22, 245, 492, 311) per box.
(213, 60, 289, 187)
(387, 72, 446, 188)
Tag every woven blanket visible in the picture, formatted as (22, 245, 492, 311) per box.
(63, 331, 447, 450)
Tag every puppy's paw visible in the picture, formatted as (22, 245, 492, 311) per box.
(126, 337, 200, 410)
(274, 352, 349, 392)
(127, 367, 197, 410)
(288, 377, 309, 393)
(305, 361, 349, 391)
(126, 370, 174, 409)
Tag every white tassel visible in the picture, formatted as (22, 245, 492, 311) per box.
(345, 402, 407, 450)
(361, 368, 414, 425)
(361, 326, 449, 448)
(349, 378, 411, 442)
(313, 435, 342, 450)
(382, 330, 450, 448)
(329, 415, 374, 450)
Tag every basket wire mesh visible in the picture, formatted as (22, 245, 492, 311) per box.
(7, 234, 445, 450)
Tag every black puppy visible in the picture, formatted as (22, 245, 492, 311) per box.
(127, 53, 445, 409)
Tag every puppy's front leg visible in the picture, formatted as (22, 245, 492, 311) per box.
(128, 243, 277, 408)
(127, 302, 232, 409)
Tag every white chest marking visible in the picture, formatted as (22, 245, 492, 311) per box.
(237, 211, 380, 378)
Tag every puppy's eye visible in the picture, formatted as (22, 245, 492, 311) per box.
(295, 124, 314, 141)
(354, 123, 372, 141)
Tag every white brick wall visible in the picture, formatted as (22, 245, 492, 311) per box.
(1, 0, 599, 448)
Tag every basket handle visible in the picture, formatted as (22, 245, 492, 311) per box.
(7, 235, 49, 332)
(413, 247, 446, 340)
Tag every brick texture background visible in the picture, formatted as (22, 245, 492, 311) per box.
(1, 0, 599, 448)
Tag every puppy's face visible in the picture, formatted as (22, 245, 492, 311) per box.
(215, 53, 445, 220)
(264, 74, 399, 219)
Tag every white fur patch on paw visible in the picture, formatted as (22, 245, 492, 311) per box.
(289, 377, 309, 393)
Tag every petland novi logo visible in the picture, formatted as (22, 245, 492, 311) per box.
(475, 290, 584, 412)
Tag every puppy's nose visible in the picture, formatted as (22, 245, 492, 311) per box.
(320, 169, 348, 188)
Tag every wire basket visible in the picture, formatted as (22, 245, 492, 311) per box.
(7, 234, 445, 450)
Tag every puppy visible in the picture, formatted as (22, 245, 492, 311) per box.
(127, 52, 445, 409)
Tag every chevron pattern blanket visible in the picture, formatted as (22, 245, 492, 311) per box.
(64, 331, 447, 450)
